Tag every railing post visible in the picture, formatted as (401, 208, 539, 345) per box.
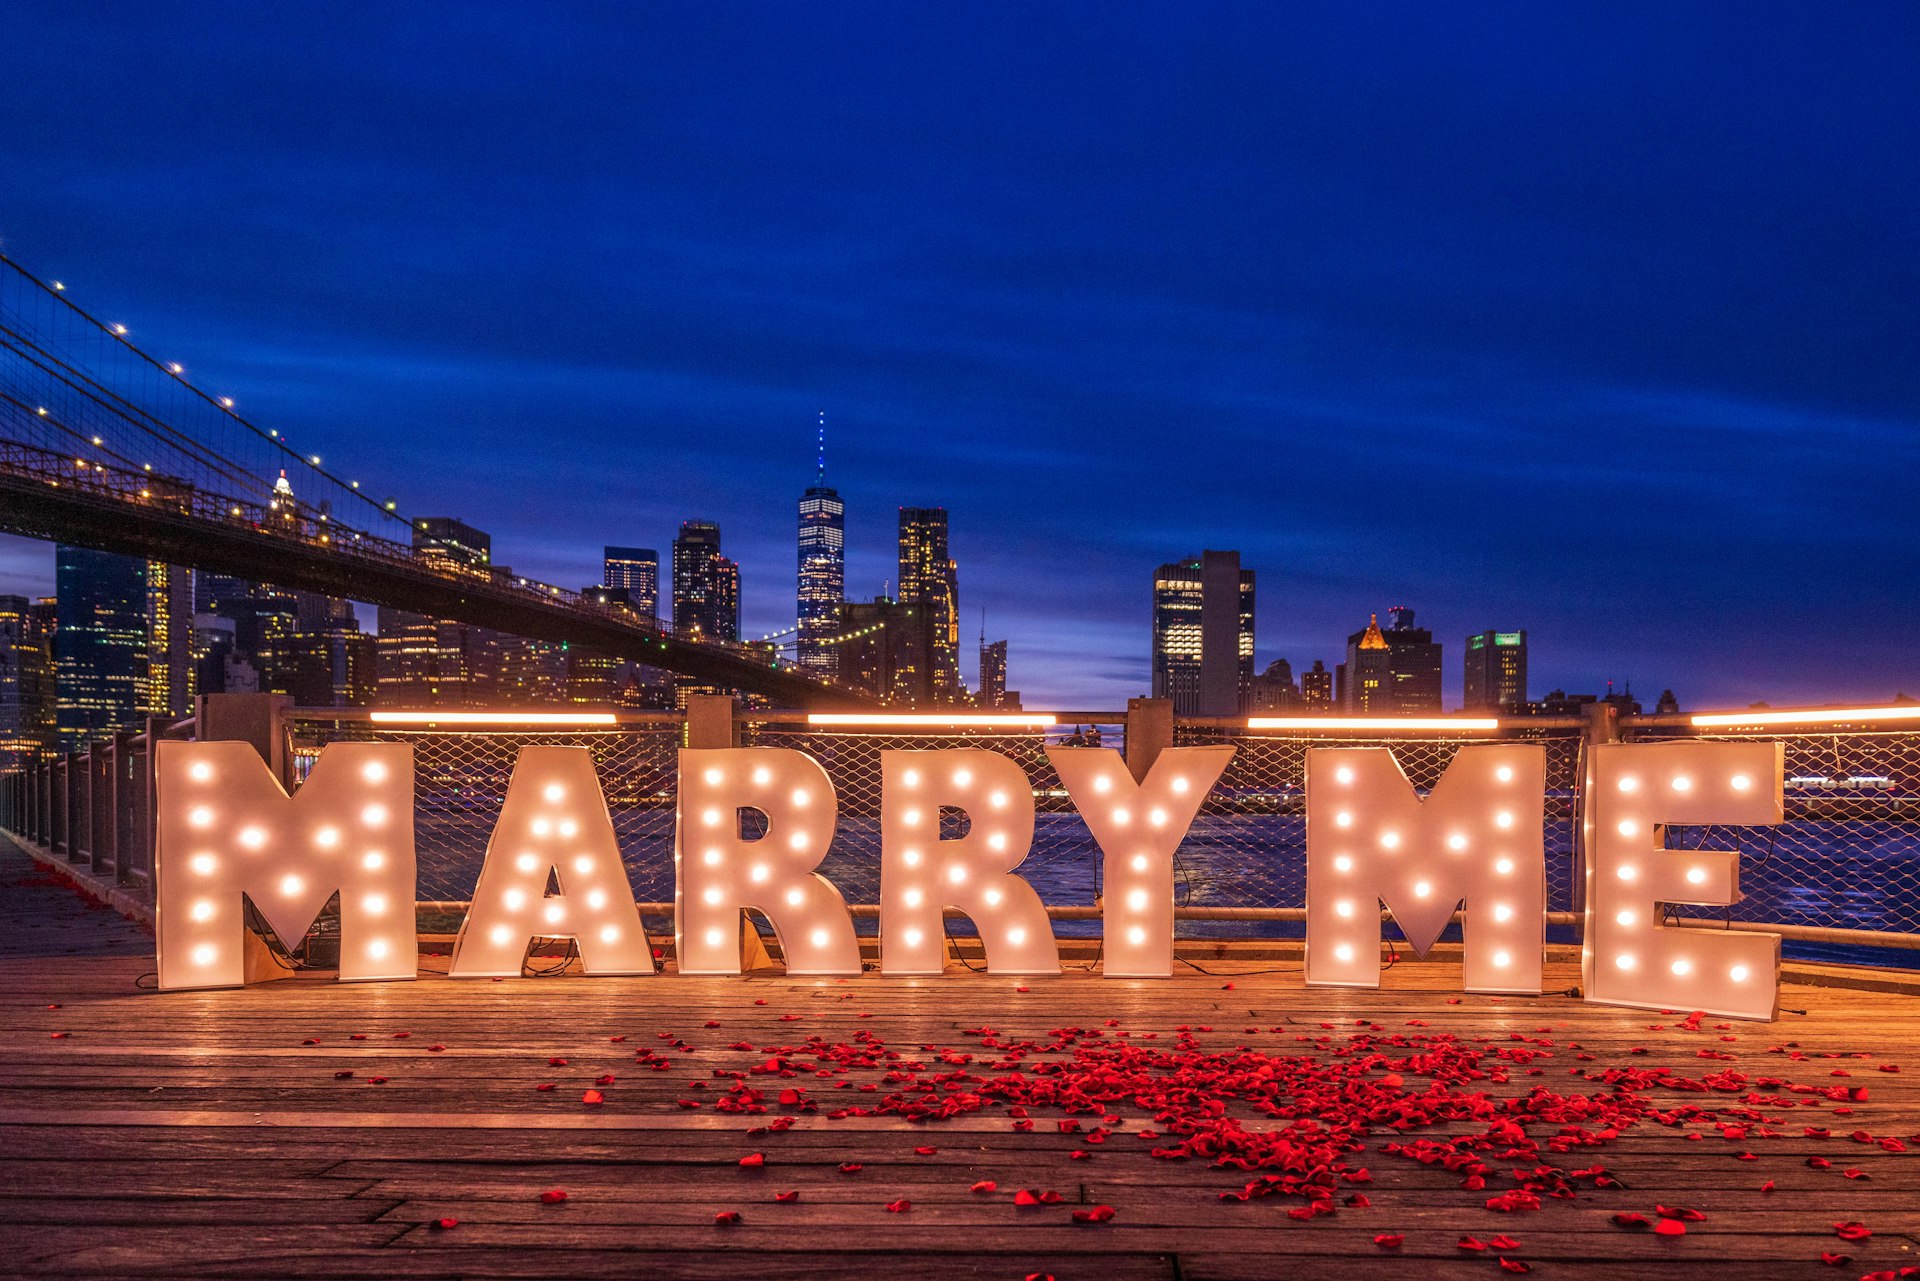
(196, 693, 294, 785)
(1571, 703, 1621, 918)
(130, 715, 170, 884)
(685, 694, 738, 750)
(88, 741, 112, 873)
(1124, 697, 1174, 783)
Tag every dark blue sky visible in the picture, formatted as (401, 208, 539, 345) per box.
(3, 3, 1917, 708)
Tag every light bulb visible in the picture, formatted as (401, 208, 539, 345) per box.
(810, 928, 829, 947)
(987, 832, 1007, 851)
(190, 899, 214, 922)
(903, 888, 924, 907)
(361, 761, 388, 783)
(1492, 950, 1511, 967)
(1092, 775, 1111, 793)
(791, 789, 809, 806)
(903, 809, 922, 826)
(363, 894, 387, 914)
(239, 827, 266, 849)
(1686, 867, 1708, 885)
(1127, 926, 1147, 945)
(315, 826, 340, 848)
(531, 818, 551, 836)
(191, 944, 215, 966)
(990, 790, 1008, 808)
(702, 849, 721, 866)
(1672, 776, 1692, 792)
(515, 853, 538, 873)
(1126, 889, 1148, 911)
(752, 767, 771, 785)
(1492, 904, 1514, 922)
(557, 820, 578, 838)
(902, 849, 921, 866)
(361, 804, 388, 827)
(903, 928, 924, 947)
(751, 864, 771, 883)
(363, 851, 385, 871)
(983, 887, 1003, 906)
(600, 925, 620, 943)
(903, 769, 921, 786)
(1618, 776, 1639, 793)
(1615, 910, 1636, 927)
(1334, 900, 1354, 918)
(1130, 854, 1149, 872)
(789, 833, 808, 851)
(1334, 811, 1353, 828)
(1149, 808, 1168, 827)
(1495, 765, 1514, 783)
(189, 854, 216, 875)
(543, 784, 565, 802)
(1730, 774, 1752, 791)
(1495, 857, 1514, 874)
(1007, 927, 1026, 945)
(189, 761, 213, 783)
(1334, 855, 1353, 873)
(1729, 964, 1750, 981)
(280, 874, 304, 897)
(1671, 959, 1691, 976)
(1616, 954, 1635, 970)
(1617, 820, 1638, 837)
(954, 768, 972, 786)
(1380, 832, 1401, 850)
(587, 889, 607, 909)
(489, 924, 512, 946)
(1113, 808, 1130, 825)
(948, 866, 968, 885)
(702, 809, 721, 827)
(1616, 865, 1637, 881)
(1335, 767, 1354, 784)
(786, 887, 805, 906)
(1447, 834, 1467, 851)
(1334, 944, 1354, 962)
(1495, 811, 1515, 829)
(704, 927, 724, 947)
(1413, 880, 1431, 898)
(703, 887, 723, 905)
(574, 856, 594, 874)
(703, 768, 723, 785)
(368, 939, 391, 961)
(505, 889, 526, 910)
(188, 805, 214, 828)
(1170, 777, 1190, 795)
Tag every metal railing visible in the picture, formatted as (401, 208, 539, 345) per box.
(3, 698, 1917, 963)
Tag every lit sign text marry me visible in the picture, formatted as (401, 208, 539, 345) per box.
(152, 722, 1796, 1021)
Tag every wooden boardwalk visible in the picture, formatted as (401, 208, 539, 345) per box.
(4, 835, 1919, 1280)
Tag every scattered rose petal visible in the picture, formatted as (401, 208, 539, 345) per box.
(739, 1153, 764, 1168)
(1073, 1205, 1116, 1223)
(1373, 1234, 1404, 1248)
(885, 1199, 911, 1213)
(540, 1189, 568, 1204)
(714, 1211, 741, 1225)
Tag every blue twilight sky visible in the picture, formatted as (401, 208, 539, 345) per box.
(2, 3, 1917, 709)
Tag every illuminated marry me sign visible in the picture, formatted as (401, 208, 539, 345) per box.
(151, 738, 1786, 1020)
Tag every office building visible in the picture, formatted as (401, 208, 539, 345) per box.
(1299, 659, 1334, 710)
(377, 518, 499, 705)
(1151, 551, 1254, 715)
(979, 637, 1008, 708)
(1342, 607, 1442, 714)
(835, 597, 934, 704)
(1463, 629, 1528, 713)
(897, 508, 961, 702)
(603, 547, 660, 619)
(672, 520, 740, 642)
(1249, 658, 1298, 711)
(0, 595, 57, 773)
(796, 432, 845, 677)
(53, 546, 192, 749)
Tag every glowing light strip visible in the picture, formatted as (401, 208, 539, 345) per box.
(806, 713, 1058, 728)
(369, 711, 618, 726)
(1690, 705, 1920, 729)
(1247, 716, 1500, 731)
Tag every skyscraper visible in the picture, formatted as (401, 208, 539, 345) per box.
(53, 546, 191, 748)
(979, 637, 1008, 708)
(1343, 607, 1442, 713)
(1300, 659, 1334, 710)
(1249, 658, 1298, 711)
(0, 595, 57, 773)
(377, 518, 498, 706)
(897, 508, 960, 701)
(672, 520, 739, 642)
(1151, 551, 1254, 715)
(1463, 629, 1528, 713)
(835, 597, 934, 704)
(796, 415, 845, 678)
(603, 547, 660, 619)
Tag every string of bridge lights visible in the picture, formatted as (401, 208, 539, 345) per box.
(7, 254, 405, 526)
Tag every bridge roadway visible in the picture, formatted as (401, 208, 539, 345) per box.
(0, 442, 875, 709)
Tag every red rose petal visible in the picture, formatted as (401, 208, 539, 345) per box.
(971, 1180, 998, 1194)
(1653, 1219, 1686, 1237)
(739, 1153, 765, 1168)
(1498, 1261, 1531, 1275)
(714, 1211, 741, 1225)
(885, 1199, 911, 1213)
(1490, 1235, 1520, 1250)
(581, 1090, 605, 1105)
(1458, 1237, 1488, 1252)
(540, 1189, 568, 1204)
(1373, 1234, 1404, 1248)
(1834, 1221, 1872, 1242)
(1073, 1205, 1116, 1223)
(913, 1146, 937, 1156)
(838, 1163, 862, 1174)
(1820, 1254, 1851, 1267)
(431, 1217, 458, 1230)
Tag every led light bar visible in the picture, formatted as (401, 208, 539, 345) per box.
(1246, 716, 1501, 731)
(368, 711, 619, 726)
(1690, 705, 1920, 729)
(805, 713, 1058, 728)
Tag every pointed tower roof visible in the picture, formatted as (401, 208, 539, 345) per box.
(1358, 613, 1389, 650)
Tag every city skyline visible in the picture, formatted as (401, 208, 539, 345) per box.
(1, 6, 1917, 708)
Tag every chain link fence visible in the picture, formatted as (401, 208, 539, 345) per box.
(1621, 724, 1920, 944)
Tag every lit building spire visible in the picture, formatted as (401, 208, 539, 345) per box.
(816, 409, 826, 486)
